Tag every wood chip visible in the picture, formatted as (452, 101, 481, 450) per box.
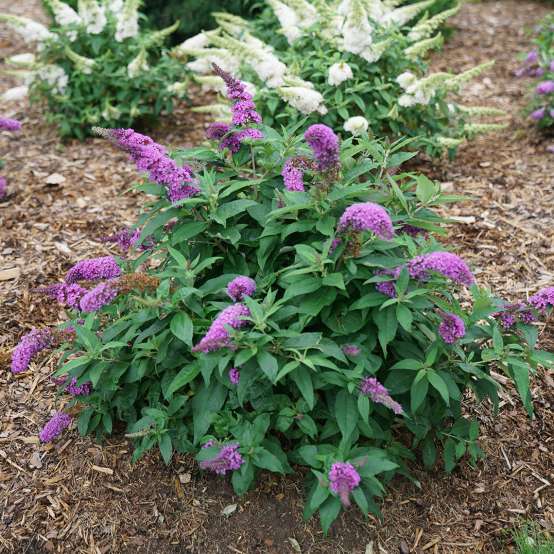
(91, 465, 114, 475)
(0, 267, 20, 281)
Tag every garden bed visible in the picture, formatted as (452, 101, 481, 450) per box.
(0, 1, 553, 552)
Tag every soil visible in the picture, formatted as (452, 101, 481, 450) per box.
(1, 1, 553, 553)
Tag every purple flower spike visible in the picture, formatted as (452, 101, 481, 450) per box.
(212, 64, 253, 102)
(408, 251, 474, 286)
(199, 442, 244, 475)
(229, 367, 240, 385)
(438, 313, 465, 344)
(65, 256, 121, 284)
(192, 303, 251, 353)
(0, 117, 21, 131)
(531, 107, 546, 120)
(11, 328, 53, 374)
(227, 276, 256, 302)
(338, 202, 394, 240)
(232, 100, 262, 126)
(328, 462, 361, 507)
(39, 412, 72, 443)
(360, 377, 403, 415)
(528, 287, 554, 312)
(282, 157, 308, 192)
(100, 128, 199, 204)
(39, 283, 87, 309)
(101, 228, 152, 253)
(536, 81, 554, 95)
(304, 124, 340, 171)
(374, 267, 402, 298)
(79, 281, 118, 313)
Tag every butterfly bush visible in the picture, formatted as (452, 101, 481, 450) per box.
(175, 1, 506, 156)
(11, 70, 554, 533)
(0, 1, 186, 139)
(516, 13, 554, 132)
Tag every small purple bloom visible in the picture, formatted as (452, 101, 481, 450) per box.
(304, 124, 340, 171)
(66, 377, 92, 396)
(220, 128, 264, 153)
(229, 367, 240, 384)
(65, 256, 121, 284)
(408, 251, 474, 286)
(342, 344, 360, 356)
(526, 50, 538, 64)
(534, 68, 545, 78)
(328, 462, 361, 507)
(192, 303, 251, 353)
(531, 107, 546, 120)
(329, 237, 342, 254)
(438, 312, 465, 344)
(79, 281, 118, 312)
(39, 412, 72, 443)
(101, 228, 152, 253)
(282, 157, 308, 192)
(11, 328, 53, 374)
(374, 267, 402, 297)
(227, 276, 256, 302)
(338, 202, 394, 240)
(206, 121, 231, 141)
(0, 117, 21, 131)
(400, 224, 427, 237)
(528, 286, 554, 312)
(39, 283, 87, 309)
(199, 442, 244, 475)
(360, 377, 403, 415)
(536, 81, 554, 95)
(0, 176, 7, 199)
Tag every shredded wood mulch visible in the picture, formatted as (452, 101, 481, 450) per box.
(1, 1, 553, 553)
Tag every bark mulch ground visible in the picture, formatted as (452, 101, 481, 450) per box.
(1, 1, 553, 553)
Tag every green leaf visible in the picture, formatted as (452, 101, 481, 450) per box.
(427, 370, 450, 405)
(443, 438, 456, 473)
(322, 273, 345, 290)
(164, 364, 200, 399)
(319, 496, 342, 534)
(374, 306, 398, 355)
(410, 370, 428, 413)
(158, 434, 173, 465)
(351, 486, 369, 516)
(415, 175, 437, 203)
(231, 461, 255, 495)
(257, 351, 279, 383)
(422, 436, 436, 469)
(253, 447, 285, 473)
(291, 366, 314, 409)
(396, 304, 413, 332)
(335, 390, 358, 440)
(170, 312, 193, 346)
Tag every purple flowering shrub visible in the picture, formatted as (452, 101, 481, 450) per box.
(517, 14, 554, 129)
(13, 73, 554, 532)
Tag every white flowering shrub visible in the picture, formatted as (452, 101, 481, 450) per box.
(0, 1, 186, 139)
(176, 0, 506, 156)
